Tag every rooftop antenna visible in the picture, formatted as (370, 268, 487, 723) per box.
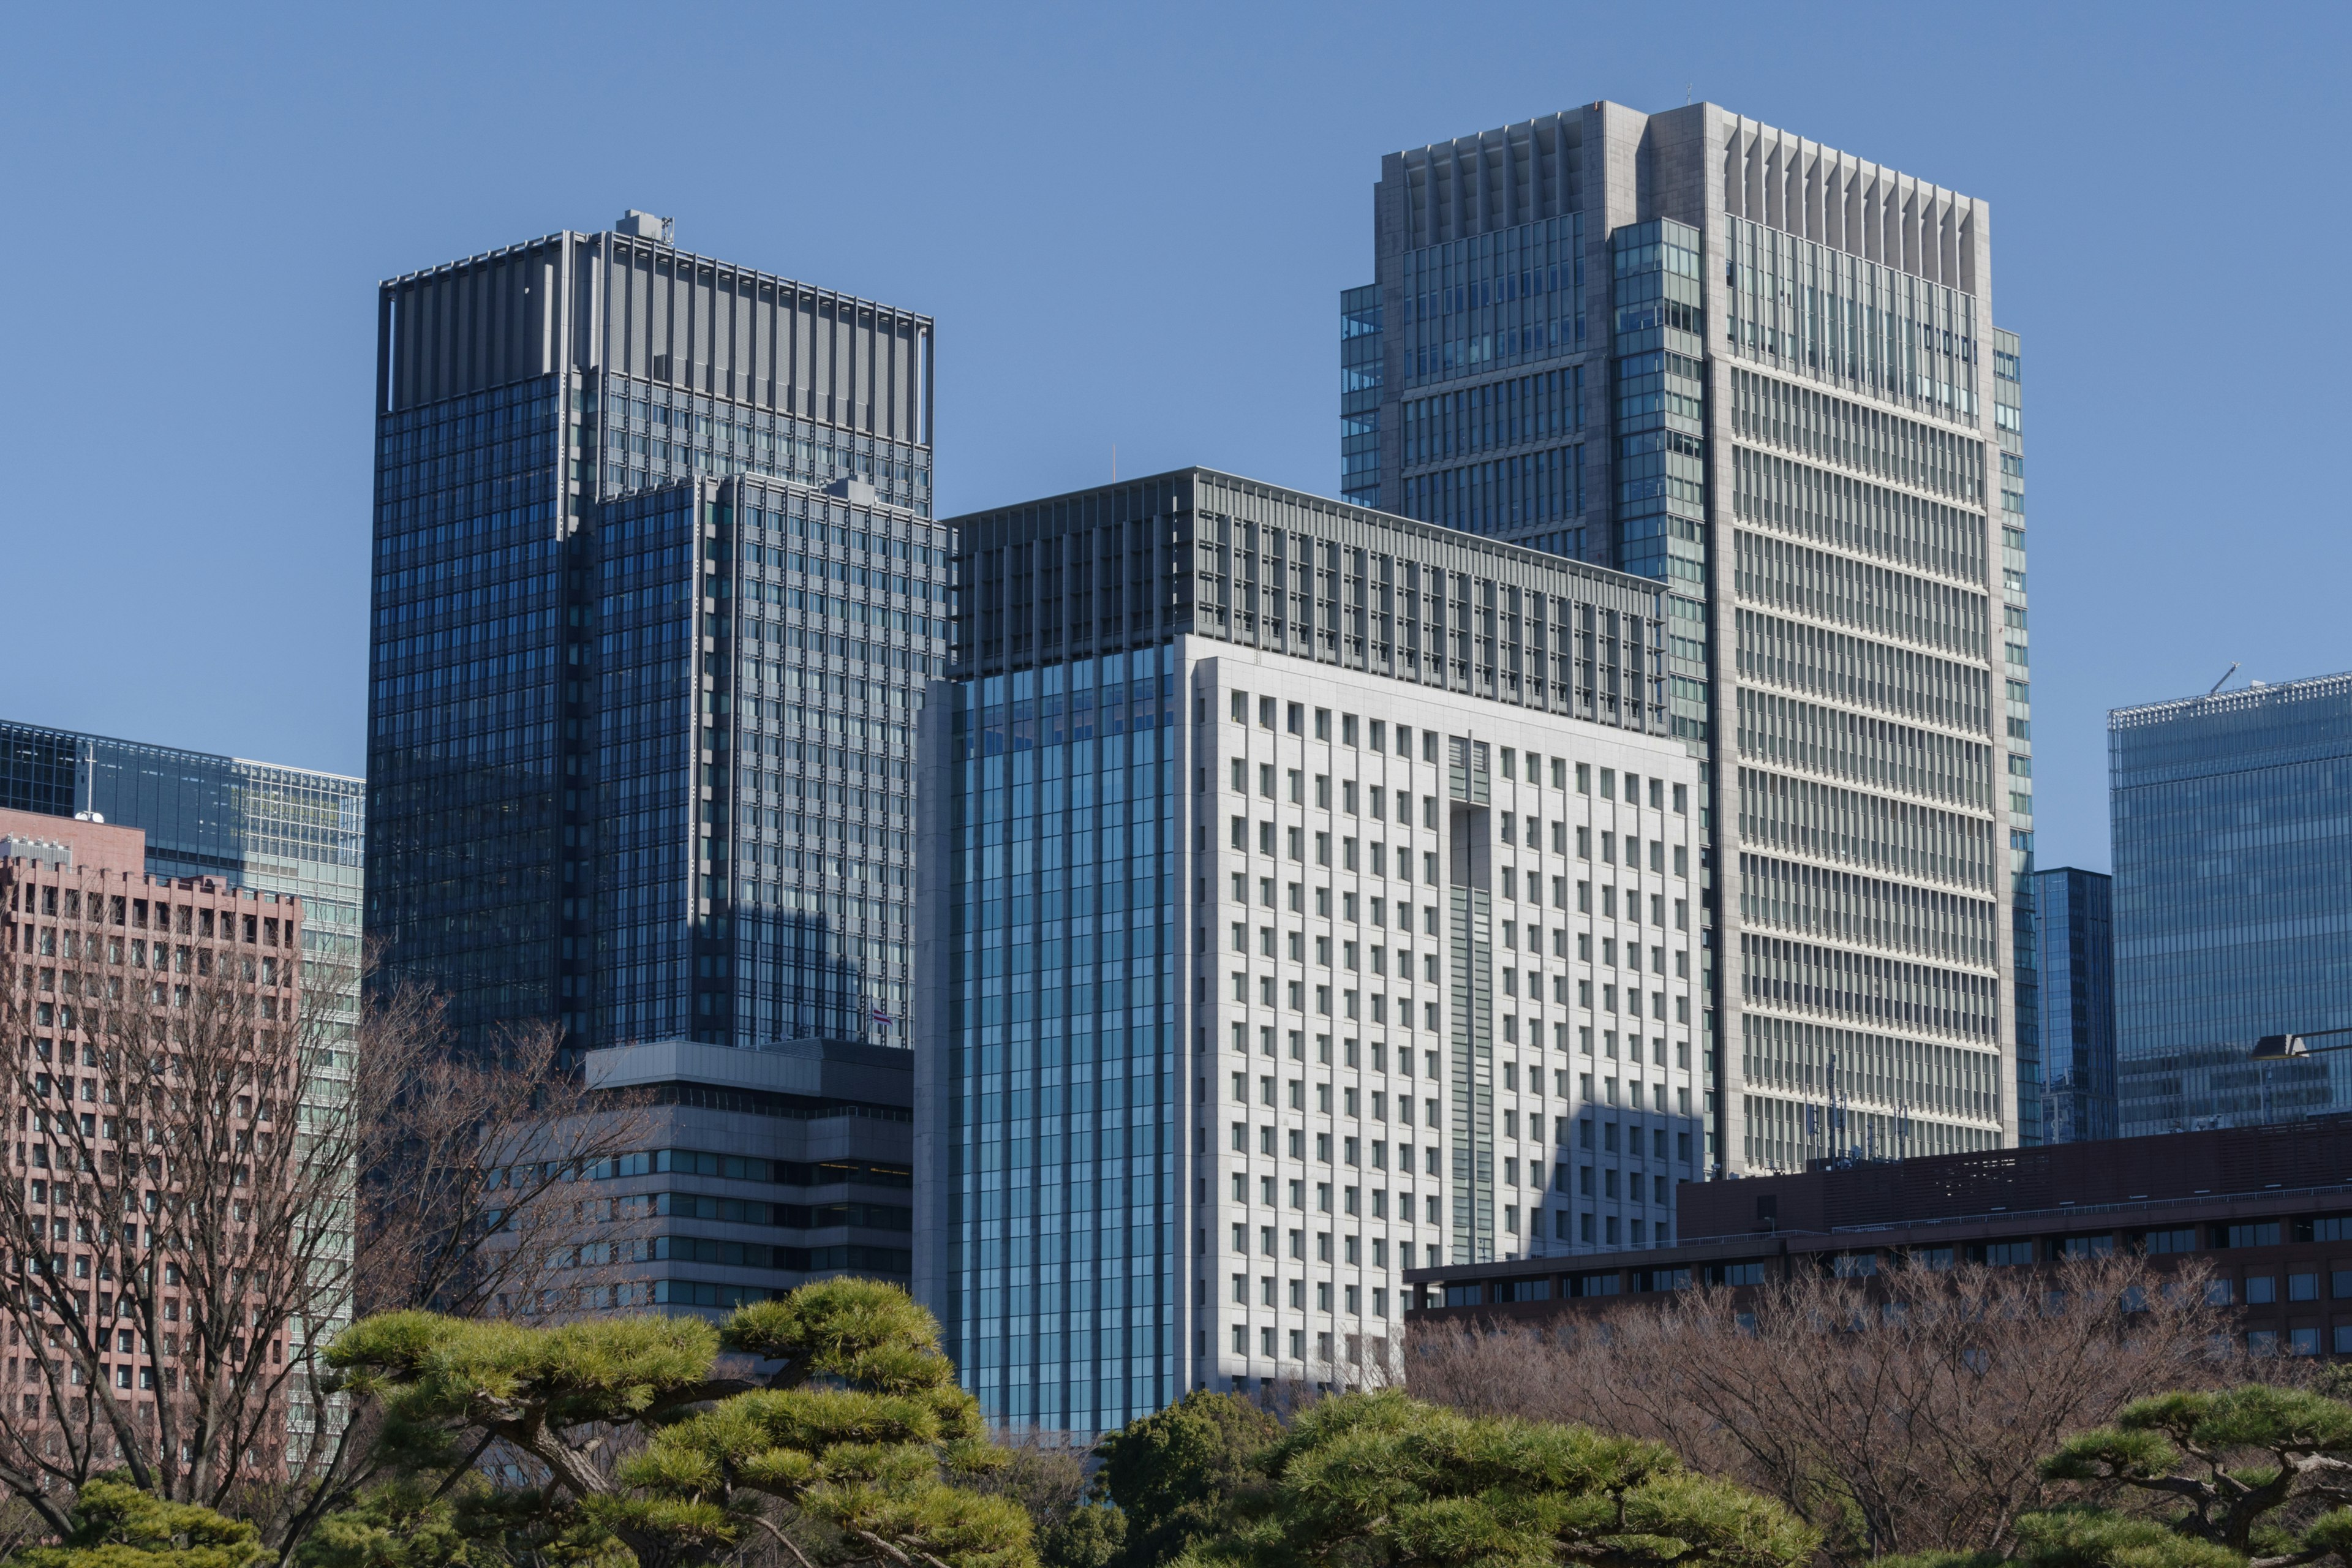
(2207, 662, 2240, 696)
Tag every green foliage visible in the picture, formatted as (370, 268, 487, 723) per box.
(2041, 1384, 2352, 1559)
(1897, 1382, 2352, 1568)
(609, 1279, 1027, 1568)
(329, 1310, 722, 1430)
(1882, 1506, 2242, 1568)
(17, 1478, 266, 1568)
(971, 1435, 1118, 1568)
(1095, 1391, 1277, 1568)
(1039, 1505, 1127, 1568)
(326, 1278, 1032, 1568)
(295, 1480, 480, 1568)
(1164, 1389, 1816, 1568)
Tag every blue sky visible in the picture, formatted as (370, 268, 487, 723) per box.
(4, 0, 2344, 873)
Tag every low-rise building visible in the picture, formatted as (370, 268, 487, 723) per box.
(579, 1036, 913, 1314)
(1408, 1114, 2352, 1357)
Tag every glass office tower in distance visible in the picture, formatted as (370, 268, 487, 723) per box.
(2111, 673, 2352, 1134)
(918, 469, 1706, 1429)
(368, 214, 944, 1057)
(1341, 104, 2020, 1170)
(0, 722, 363, 986)
(2030, 866, 2114, 1143)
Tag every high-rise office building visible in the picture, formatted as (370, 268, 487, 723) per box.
(2030, 866, 2113, 1142)
(368, 215, 946, 1058)
(2111, 673, 2352, 1134)
(0, 722, 363, 985)
(1343, 104, 2019, 1170)
(1992, 329, 2038, 1142)
(918, 467, 1707, 1426)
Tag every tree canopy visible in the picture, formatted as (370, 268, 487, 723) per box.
(1164, 1389, 1817, 1568)
(1883, 1384, 2352, 1568)
(324, 1278, 1033, 1568)
(1093, 1391, 1277, 1568)
(16, 1477, 267, 1568)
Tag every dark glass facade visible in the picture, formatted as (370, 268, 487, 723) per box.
(2032, 866, 2113, 1142)
(2111, 673, 2352, 1133)
(367, 225, 943, 1057)
(368, 375, 571, 1039)
(587, 475, 947, 1048)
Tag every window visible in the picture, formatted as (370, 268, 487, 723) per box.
(2142, 1227, 2197, 1254)
(2225, 1222, 2282, 1248)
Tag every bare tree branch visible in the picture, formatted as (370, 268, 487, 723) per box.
(1405, 1254, 2241, 1564)
(0, 872, 654, 1563)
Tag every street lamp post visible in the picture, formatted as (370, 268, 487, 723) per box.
(2248, 1027, 2352, 1123)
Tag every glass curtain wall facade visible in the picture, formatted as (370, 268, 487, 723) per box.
(368, 222, 939, 1055)
(2031, 866, 2114, 1142)
(1344, 104, 2018, 1170)
(2111, 673, 2352, 1133)
(589, 475, 948, 1049)
(0, 722, 363, 985)
(935, 649, 1179, 1431)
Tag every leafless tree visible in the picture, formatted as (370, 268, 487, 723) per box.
(1406, 1254, 2239, 1564)
(350, 976, 654, 1323)
(0, 868, 651, 1560)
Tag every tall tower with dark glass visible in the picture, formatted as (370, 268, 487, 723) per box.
(369, 214, 946, 1056)
(2031, 865, 2113, 1142)
(1344, 106, 2024, 1168)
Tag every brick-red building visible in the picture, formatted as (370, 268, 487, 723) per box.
(0, 805, 307, 1467)
(1407, 1117, 2352, 1356)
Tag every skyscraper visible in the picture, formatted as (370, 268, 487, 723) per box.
(2111, 673, 2352, 1134)
(367, 215, 946, 1057)
(1343, 104, 2019, 1171)
(2030, 866, 2114, 1143)
(919, 467, 1706, 1426)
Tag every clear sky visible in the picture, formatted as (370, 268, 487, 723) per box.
(4, 0, 2344, 873)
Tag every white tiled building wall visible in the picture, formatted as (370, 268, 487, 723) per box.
(1177, 641, 1705, 1391)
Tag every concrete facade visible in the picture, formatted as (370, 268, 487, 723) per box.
(575, 1037, 913, 1312)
